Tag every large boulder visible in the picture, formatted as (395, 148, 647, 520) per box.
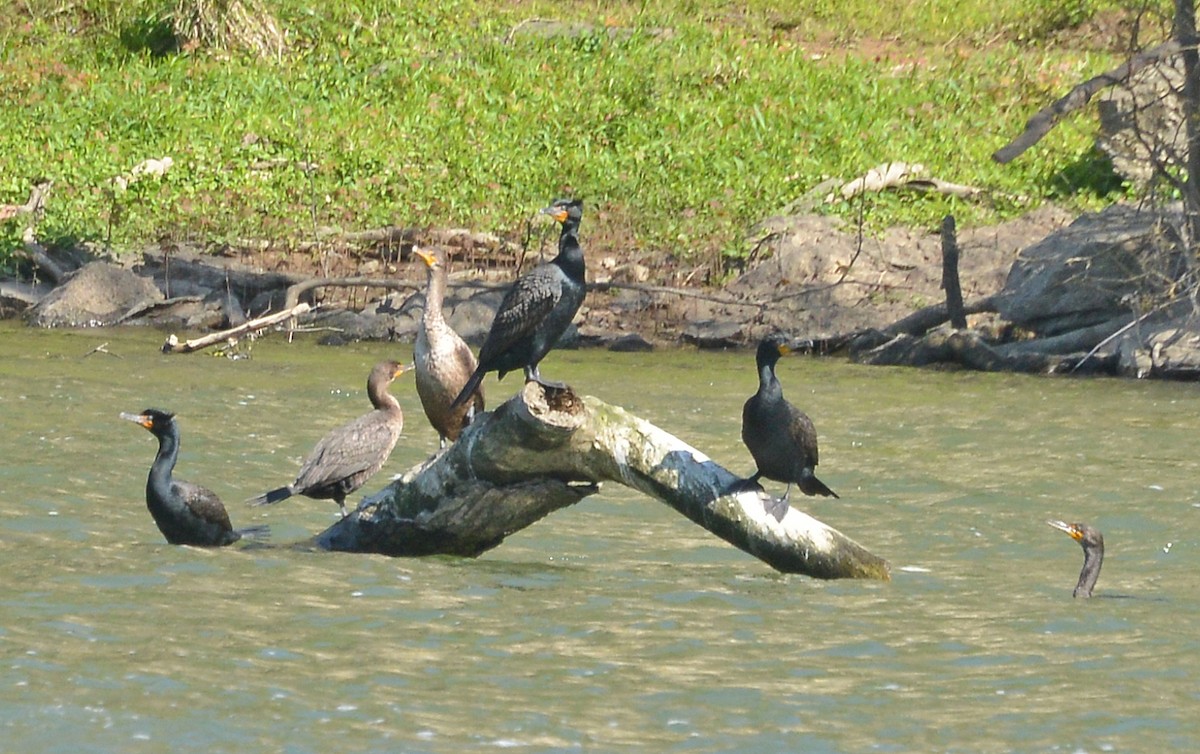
(1097, 55, 1186, 188)
(995, 203, 1184, 337)
(671, 206, 1069, 344)
(27, 261, 162, 327)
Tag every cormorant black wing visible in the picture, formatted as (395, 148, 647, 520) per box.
(174, 481, 234, 529)
(478, 264, 562, 362)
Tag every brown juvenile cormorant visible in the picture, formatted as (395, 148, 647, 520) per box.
(737, 334, 839, 521)
(1047, 519, 1104, 598)
(247, 361, 412, 517)
(122, 409, 268, 547)
(450, 198, 586, 409)
(413, 245, 484, 447)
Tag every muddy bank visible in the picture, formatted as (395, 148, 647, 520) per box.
(8, 203, 1200, 379)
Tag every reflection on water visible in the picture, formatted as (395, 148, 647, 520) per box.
(2, 322, 1200, 751)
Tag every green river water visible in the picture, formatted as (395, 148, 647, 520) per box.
(1, 321, 1198, 752)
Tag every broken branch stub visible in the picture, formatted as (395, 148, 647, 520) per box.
(313, 382, 891, 580)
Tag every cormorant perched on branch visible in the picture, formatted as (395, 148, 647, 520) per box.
(1047, 519, 1104, 598)
(450, 198, 586, 409)
(737, 334, 839, 522)
(122, 409, 268, 547)
(413, 246, 484, 447)
(248, 361, 412, 517)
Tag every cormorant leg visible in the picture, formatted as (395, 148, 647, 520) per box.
(726, 472, 765, 495)
(523, 364, 569, 390)
(336, 496, 348, 518)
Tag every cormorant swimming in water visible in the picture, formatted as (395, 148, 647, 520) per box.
(737, 334, 839, 521)
(413, 245, 484, 447)
(247, 361, 412, 517)
(450, 198, 586, 409)
(122, 409, 268, 547)
(1047, 519, 1104, 598)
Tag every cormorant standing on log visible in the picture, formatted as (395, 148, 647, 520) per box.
(1047, 520, 1104, 598)
(122, 409, 268, 547)
(737, 334, 839, 521)
(247, 361, 411, 517)
(413, 246, 484, 447)
(450, 198, 586, 409)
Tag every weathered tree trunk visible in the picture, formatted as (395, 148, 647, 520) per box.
(312, 382, 890, 580)
(1175, 0, 1200, 246)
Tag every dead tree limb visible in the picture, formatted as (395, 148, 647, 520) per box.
(161, 302, 311, 353)
(313, 382, 890, 579)
(283, 277, 422, 310)
(1, 180, 64, 283)
(993, 40, 1181, 164)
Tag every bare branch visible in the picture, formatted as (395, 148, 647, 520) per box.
(993, 40, 1182, 164)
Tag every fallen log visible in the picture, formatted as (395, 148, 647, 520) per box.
(855, 328, 1120, 374)
(313, 382, 891, 580)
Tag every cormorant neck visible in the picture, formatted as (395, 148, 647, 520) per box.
(368, 377, 401, 412)
(423, 264, 447, 328)
(1075, 544, 1103, 598)
(757, 361, 781, 396)
(149, 426, 179, 490)
(554, 224, 586, 280)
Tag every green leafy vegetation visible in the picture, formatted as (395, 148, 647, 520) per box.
(0, 0, 1162, 271)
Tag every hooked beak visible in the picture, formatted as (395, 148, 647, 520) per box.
(1046, 520, 1083, 542)
(413, 246, 437, 268)
(120, 412, 152, 429)
(540, 205, 569, 223)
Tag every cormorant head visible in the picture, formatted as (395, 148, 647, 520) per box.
(1047, 520, 1104, 553)
(369, 360, 414, 387)
(756, 333, 792, 369)
(121, 408, 176, 437)
(541, 198, 584, 226)
(413, 245, 443, 271)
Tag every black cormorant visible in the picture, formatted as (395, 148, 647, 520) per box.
(247, 361, 411, 517)
(450, 198, 586, 409)
(413, 245, 484, 447)
(122, 409, 268, 547)
(737, 334, 839, 521)
(1047, 519, 1104, 598)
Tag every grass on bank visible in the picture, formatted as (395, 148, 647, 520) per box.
(0, 0, 1164, 275)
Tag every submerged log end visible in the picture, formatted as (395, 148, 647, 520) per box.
(709, 495, 891, 580)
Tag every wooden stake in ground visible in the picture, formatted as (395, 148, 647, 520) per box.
(313, 381, 890, 580)
(941, 215, 967, 330)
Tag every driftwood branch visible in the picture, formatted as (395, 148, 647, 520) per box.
(283, 277, 422, 310)
(314, 382, 890, 579)
(993, 40, 1182, 164)
(162, 302, 311, 354)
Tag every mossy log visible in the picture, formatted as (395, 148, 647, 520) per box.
(312, 382, 890, 580)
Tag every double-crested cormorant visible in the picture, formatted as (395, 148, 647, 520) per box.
(122, 409, 268, 547)
(1047, 519, 1104, 598)
(413, 245, 484, 447)
(450, 198, 586, 409)
(737, 334, 839, 521)
(247, 361, 412, 517)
